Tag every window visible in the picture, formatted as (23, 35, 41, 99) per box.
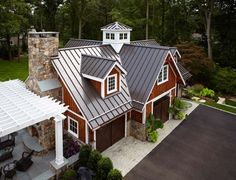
(119, 33, 123, 40)
(124, 33, 128, 39)
(111, 33, 115, 40)
(157, 65, 168, 84)
(68, 117, 79, 137)
(107, 74, 117, 94)
(106, 33, 110, 39)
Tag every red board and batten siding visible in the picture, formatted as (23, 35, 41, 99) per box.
(148, 56, 176, 102)
(63, 84, 86, 143)
(146, 55, 177, 118)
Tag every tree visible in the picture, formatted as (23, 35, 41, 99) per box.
(0, 0, 29, 60)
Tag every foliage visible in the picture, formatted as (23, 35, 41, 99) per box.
(176, 42, 215, 85)
(63, 139, 80, 158)
(199, 88, 215, 98)
(107, 169, 123, 180)
(148, 131, 158, 143)
(87, 150, 102, 173)
(97, 157, 113, 180)
(225, 99, 236, 108)
(210, 67, 236, 96)
(146, 114, 163, 143)
(62, 169, 77, 180)
(205, 102, 236, 115)
(78, 145, 91, 167)
(169, 97, 187, 116)
(177, 111, 185, 120)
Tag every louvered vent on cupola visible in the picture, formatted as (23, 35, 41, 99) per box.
(101, 22, 132, 53)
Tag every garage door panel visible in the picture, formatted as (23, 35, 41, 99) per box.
(96, 123, 112, 152)
(96, 115, 125, 152)
(112, 115, 125, 144)
(153, 96, 170, 122)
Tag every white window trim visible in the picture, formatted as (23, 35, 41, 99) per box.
(107, 74, 117, 94)
(157, 64, 169, 85)
(68, 116, 79, 138)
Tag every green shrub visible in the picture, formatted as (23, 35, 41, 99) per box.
(192, 84, 204, 93)
(87, 150, 102, 172)
(169, 98, 187, 115)
(177, 111, 185, 120)
(199, 88, 215, 98)
(78, 145, 92, 167)
(107, 169, 123, 180)
(98, 157, 113, 179)
(148, 131, 158, 143)
(146, 114, 164, 133)
(62, 169, 77, 180)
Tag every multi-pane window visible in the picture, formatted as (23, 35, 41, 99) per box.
(119, 33, 123, 40)
(157, 65, 168, 84)
(124, 33, 128, 39)
(107, 74, 117, 94)
(68, 117, 78, 137)
(111, 33, 115, 40)
(106, 33, 110, 39)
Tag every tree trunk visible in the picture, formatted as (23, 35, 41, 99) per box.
(161, 0, 165, 43)
(145, 0, 149, 40)
(6, 34, 12, 60)
(17, 33, 20, 62)
(206, 11, 212, 60)
(78, 17, 82, 39)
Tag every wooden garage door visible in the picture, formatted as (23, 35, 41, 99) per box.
(96, 115, 125, 152)
(153, 96, 170, 122)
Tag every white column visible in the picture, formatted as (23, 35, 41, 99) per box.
(54, 114, 66, 166)
(125, 113, 127, 137)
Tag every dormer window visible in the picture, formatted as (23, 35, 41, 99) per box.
(119, 33, 128, 40)
(124, 33, 127, 39)
(157, 65, 168, 84)
(111, 33, 115, 40)
(107, 74, 117, 94)
(119, 33, 123, 40)
(106, 33, 110, 39)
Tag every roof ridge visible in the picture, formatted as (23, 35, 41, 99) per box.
(69, 38, 102, 43)
(132, 39, 157, 42)
(59, 44, 110, 51)
(81, 54, 116, 62)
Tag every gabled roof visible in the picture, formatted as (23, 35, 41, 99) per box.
(131, 39, 160, 47)
(177, 62, 192, 81)
(120, 44, 171, 108)
(101, 22, 132, 31)
(52, 45, 132, 129)
(65, 39, 102, 48)
(81, 55, 126, 81)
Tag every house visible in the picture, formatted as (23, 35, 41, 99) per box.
(26, 22, 191, 152)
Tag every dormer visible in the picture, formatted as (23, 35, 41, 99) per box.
(101, 22, 132, 53)
(81, 54, 127, 98)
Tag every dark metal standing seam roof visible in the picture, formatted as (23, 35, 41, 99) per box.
(81, 55, 116, 79)
(177, 62, 192, 81)
(120, 44, 170, 110)
(64, 39, 102, 48)
(131, 39, 160, 47)
(52, 45, 132, 129)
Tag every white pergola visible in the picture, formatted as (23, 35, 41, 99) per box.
(0, 80, 68, 166)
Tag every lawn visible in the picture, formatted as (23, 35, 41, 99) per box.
(0, 56, 28, 81)
(225, 99, 236, 107)
(205, 101, 236, 114)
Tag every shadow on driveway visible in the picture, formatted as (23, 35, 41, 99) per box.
(125, 105, 236, 180)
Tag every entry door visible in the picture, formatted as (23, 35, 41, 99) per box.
(153, 96, 170, 122)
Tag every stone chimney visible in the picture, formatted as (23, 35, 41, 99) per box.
(25, 31, 62, 151)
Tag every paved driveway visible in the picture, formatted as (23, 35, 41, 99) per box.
(125, 105, 236, 180)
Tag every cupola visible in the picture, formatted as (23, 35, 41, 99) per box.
(101, 22, 132, 53)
